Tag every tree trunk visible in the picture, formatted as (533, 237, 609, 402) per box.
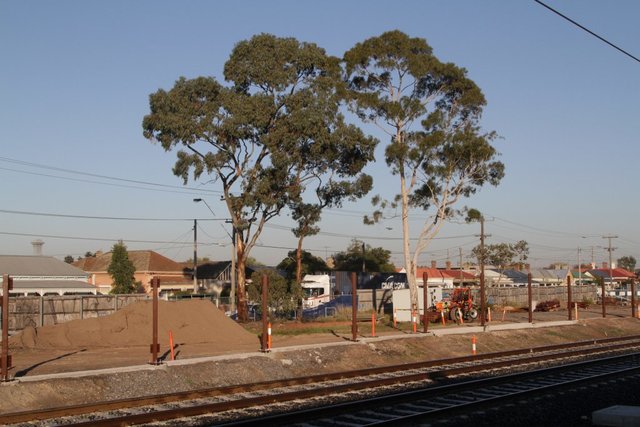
(236, 238, 248, 323)
(400, 174, 417, 312)
(296, 237, 303, 285)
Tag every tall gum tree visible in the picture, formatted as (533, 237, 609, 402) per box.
(143, 34, 376, 321)
(344, 30, 504, 311)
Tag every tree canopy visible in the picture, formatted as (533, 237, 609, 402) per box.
(108, 241, 137, 294)
(344, 30, 504, 310)
(277, 250, 328, 281)
(143, 33, 376, 321)
(617, 255, 636, 272)
(332, 240, 396, 273)
(247, 269, 301, 317)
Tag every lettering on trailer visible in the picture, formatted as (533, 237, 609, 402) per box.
(380, 274, 409, 290)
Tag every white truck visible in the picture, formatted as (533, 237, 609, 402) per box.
(301, 274, 331, 308)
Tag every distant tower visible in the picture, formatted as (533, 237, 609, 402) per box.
(31, 239, 44, 255)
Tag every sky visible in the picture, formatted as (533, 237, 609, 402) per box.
(1, 0, 639, 270)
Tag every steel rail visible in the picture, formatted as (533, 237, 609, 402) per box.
(2, 335, 640, 425)
(222, 353, 640, 426)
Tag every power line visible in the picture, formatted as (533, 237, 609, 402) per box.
(534, 0, 640, 63)
(0, 209, 227, 222)
(0, 166, 212, 196)
(0, 156, 221, 194)
(0, 230, 222, 246)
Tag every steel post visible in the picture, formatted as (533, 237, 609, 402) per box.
(2, 274, 13, 381)
(261, 274, 269, 352)
(351, 272, 357, 341)
(149, 277, 160, 364)
(528, 272, 533, 323)
(567, 275, 572, 321)
(422, 272, 429, 333)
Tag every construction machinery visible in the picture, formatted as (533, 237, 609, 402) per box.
(429, 287, 478, 322)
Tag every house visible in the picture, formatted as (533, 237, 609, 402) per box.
(482, 268, 515, 287)
(587, 266, 636, 287)
(529, 268, 563, 286)
(196, 261, 278, 296)
(74, 250, 192, 295)
(501, 269, 533, 287)
(0, 255, 97, 296)
(415, 267, 455, 288)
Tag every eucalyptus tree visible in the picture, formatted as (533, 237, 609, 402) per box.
(143, 34, 376, 321)
(343, 30, 504, 311)
(289, 172, 373, 285)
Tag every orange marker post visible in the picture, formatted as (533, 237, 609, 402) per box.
(267, 322, 272, 351)
(457, 308, 464, 325)
(472, 335, 477, 356)
(393, 309, 397, 328)
(574, 302, 579, 320)
(412, 311, 417, 333)
(441, 310, 446, 326)
(501, 308, 506, 322)
(169, 330, 175, 361)
(487, 307, 492, 322)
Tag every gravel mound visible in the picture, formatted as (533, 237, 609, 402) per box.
(10, 300, 256, 349)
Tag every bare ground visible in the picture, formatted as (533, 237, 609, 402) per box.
(1, 300, 639, 414)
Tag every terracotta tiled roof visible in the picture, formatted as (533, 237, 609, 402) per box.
(74, 250, 186, 273)
(441, 269, 476, 280)
(415, 267, 454, 280)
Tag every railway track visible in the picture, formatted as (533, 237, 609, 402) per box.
(3, 334, 640, 426)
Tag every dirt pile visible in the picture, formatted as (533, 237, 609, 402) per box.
(10, 300, 257, 350)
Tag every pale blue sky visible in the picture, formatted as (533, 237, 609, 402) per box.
(1, 1, 639, 269)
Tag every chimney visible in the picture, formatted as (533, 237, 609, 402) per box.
(31, 239, 44, 255)
(602, 262, 608, 269)
(446, 261, 452, 269)
(525, 263, 531, 272)
(431, 260, 437, 269)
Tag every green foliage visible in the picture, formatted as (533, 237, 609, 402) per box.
(247, 270, 301, 315)
(142, 33, 378, 322)
(333, 239, 395, 272)
(277, 250, 328, 280)
(472, 241, 529, 271)
(344, 31, 504, 310)
(108, 241, 137, 294)
(64, 255, 75, 264)
(617, 255, 636, 272)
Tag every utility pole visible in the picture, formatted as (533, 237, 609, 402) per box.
(577, 247, 582, 286)
(193, 219, 198, 293)
(603, 235, 618, 289)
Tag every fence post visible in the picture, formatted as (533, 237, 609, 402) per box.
(79, 295, 84, 320)
(527, 272, 533, 323)
(631, 280, 636, 319)
(351, 272, 358, 342)
(149, 278, 160, 365)
(2, 274, 13, 381)
(39, 295, 44, 327)
(422, 272, 429, 333)
(601, 277, 606, 318)
(567, 274, 572, 321)
(261, 274, 269, 353)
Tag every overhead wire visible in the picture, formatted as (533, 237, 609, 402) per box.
(0, 156, 221, 194)
(534, 0, 640, 64)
